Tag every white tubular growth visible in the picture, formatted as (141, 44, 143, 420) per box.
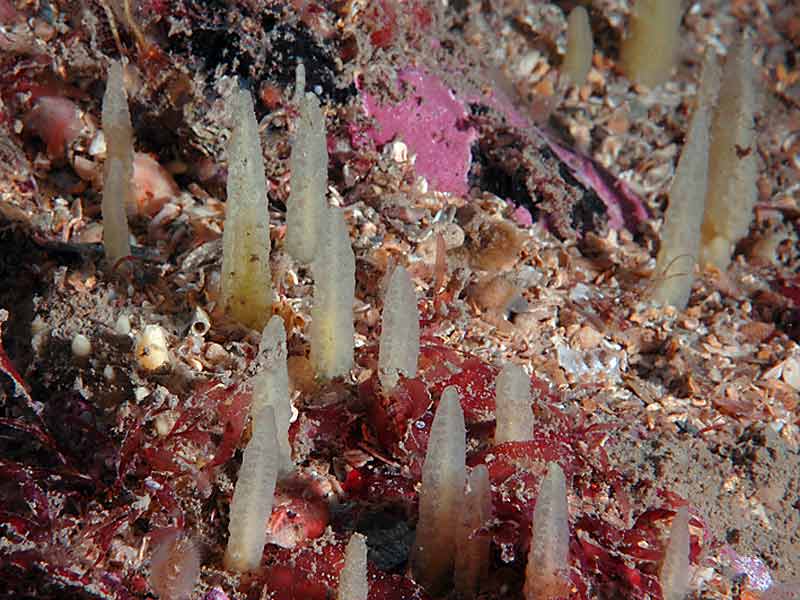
(659, 506, 690, 600)
(101, 60, 133, 266)
(620, 0, 682, 88)
(701, 32, 758, 270)
(455, 464, 492, 598)
(293, 63, 306, 105)
(564, 6, 593, 85)
(220, 88, 273, 330)
(224, 406, 279, 572)
(286, 78, 328, 264)
(652, 50, 720, 309)
(337, 533, 369, 600)
(251, 315, 293, 473)
(310, 207, 355, 379)
(412, 386, 466, 595)
(378, 265, 420, 390)
(524, 462, 570, 600)
(494, 362, 534, 443)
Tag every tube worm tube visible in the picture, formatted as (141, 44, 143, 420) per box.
(621, 0, 682, 88)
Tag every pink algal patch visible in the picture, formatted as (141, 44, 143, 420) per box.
(361, 68, 477, 196)
(511, 204, 534, 227)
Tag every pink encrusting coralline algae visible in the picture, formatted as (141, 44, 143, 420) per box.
(361, 68, 477, 196)
(361, 67, 648, 232)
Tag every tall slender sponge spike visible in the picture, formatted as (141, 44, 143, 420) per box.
(310, 208, 355, 378)
(564, 6, 593, 85)
(251, 316, 293, 473)
(286, 88, 328, 263)
(620, 0, 682, 88)
(220, 88, 273, 330)
(455, 464, 492, 598)
(224, 406, 279, 572)
(494, 362, 534, 443)
(524, 462, 570, 600)
(337, 533, 369, 600)
(293, 63, 306, 105)
(700, 32, 758, 270)
(412, 386, 466, 595)
(659, 506, 690, 600)
(101, 61, 133, 265)
(378, 265, 420, 390)
(652, 50, 720, 309)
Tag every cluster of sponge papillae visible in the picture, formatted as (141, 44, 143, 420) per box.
(36, 58, 703, 600)
(121, 309, 704, 599)
(352, 337, 704, 599)
(5, 0, 799, 598)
